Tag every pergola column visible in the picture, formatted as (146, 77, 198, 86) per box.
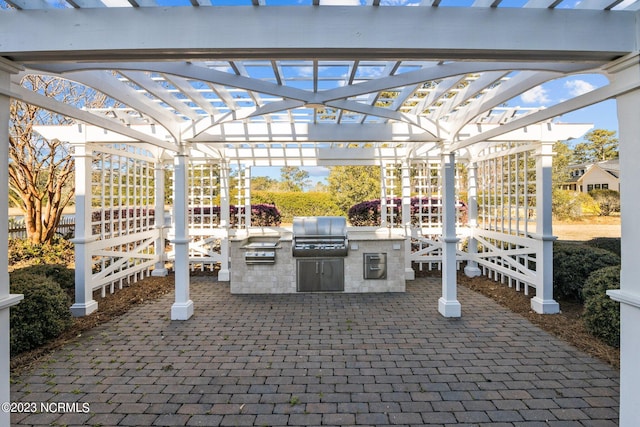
(606, 53, 640, 427)
(70, 143, 99, 316)
(402, 160, 415, 280)
(171, 152, 193, 320)
(439, 152, 461, 317)
(464, 161, 481, 277)
(0, 58, 24, 427)
(530, 142, 560, 314)
(151, 161, 168, 277)
(218, 162, 231, 281)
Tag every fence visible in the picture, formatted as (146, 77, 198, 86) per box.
(8, 216, 75, 240)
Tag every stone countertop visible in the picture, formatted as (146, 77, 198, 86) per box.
(230, 229, 292, 242)
(346, 228, 407, 241)
(230, 227, 406, 242)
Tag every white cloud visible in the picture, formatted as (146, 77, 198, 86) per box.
(304, 166, 330, 177)
(564, 79, 596, 97)
(292, 66, 314, 77)
(380, 0, 420, 4)
(520, 86, 550, 105)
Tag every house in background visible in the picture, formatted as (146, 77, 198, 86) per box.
(561, 158, 620, 193)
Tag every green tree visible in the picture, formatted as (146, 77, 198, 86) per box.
(327, 166, 381, 214)
(251, 176, 280, 192)
(552, 140, 573, 185)
(279, 167, 310, 192)
(572, 129, 619, 163)
(9, 75, 111, 244)
(572, 142, 591, 164)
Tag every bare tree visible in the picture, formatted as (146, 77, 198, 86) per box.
(9, 75, 110, 244)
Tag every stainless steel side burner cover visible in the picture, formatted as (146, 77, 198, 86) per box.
(242, 241, 278, 264)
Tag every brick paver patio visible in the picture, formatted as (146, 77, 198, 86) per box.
(10, 276, 619, 426)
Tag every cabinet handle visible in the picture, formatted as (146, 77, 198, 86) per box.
(321, 261, 324, 275)
(316, 262, 319, 274)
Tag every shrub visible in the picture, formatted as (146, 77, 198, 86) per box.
(12, 264, 75, 292)
(553, 242, 620, 302)
(585, 237, 621, 257)
(348, 199, 382, 226)
(348, 197, 467, 227)
(250, 203, 282, 227)
(189, 204, 282, 227)
(588, 189, 620, 216)
(582, 266, 620, 348)
(552, 189, 599, 220)
(8, 236, 75, 269)
(10, 272, 73, 356)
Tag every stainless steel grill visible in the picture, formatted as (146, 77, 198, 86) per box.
(292, 216, 348, 257)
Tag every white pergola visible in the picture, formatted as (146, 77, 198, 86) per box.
(1, 0, 640, 425)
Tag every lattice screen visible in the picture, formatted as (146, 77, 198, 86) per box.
(472, 143, 539, 294)
(381, 163, 399, 227)
(412, 160, 442, 227)
(89, 144, 157, 296)
(176, 160, 226, 271)
(476, 144, 537, 237)
(411, 159, 466, 227)
(234, 165, 250, 229)
(188, 162, 220, 228)
(91, 145, 155, 237)
(409, 158, 466, 271)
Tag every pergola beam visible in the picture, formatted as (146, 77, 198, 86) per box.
(0, 7, 634, 63)
(26, 69, 185, 140)
(5, 85, 178, 151)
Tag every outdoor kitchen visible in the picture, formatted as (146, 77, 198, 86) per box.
(230, 216, 406, 294)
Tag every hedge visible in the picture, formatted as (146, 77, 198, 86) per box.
(10, 272, 72, 356)
(584, 237, 621, 257)
(91, 204, 282, 227)
(553, 242, 621, 303)
(582, 265, 620, 348)
(252, 191, 342, 223)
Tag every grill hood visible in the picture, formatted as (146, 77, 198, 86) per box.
(292, 216, 348, 257)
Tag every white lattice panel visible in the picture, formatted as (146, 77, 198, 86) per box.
(381, 163, 399, 227)
(471, 228, 540, 294)
(165, 160, 227, 271)
(409, 159, 466, 270)
(476, 144, 536, 237)
(88, 144, 157, 295)
(188, 162, 221, 228)
(234, 165, 251, 229)
(471, 143, 540, 292)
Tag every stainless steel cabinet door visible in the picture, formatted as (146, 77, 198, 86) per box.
(297, 258, 344, 292)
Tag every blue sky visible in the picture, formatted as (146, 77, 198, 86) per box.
(513, 73, 618, 136)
